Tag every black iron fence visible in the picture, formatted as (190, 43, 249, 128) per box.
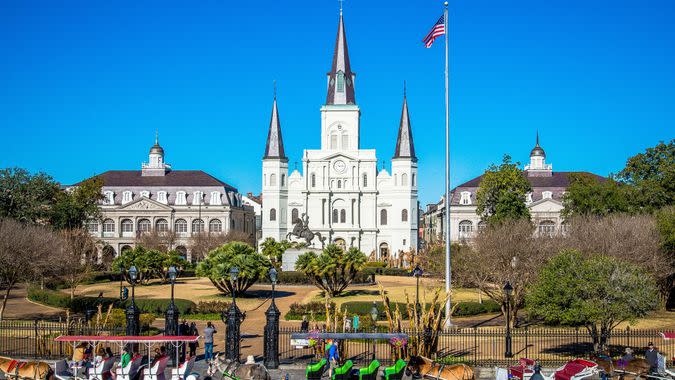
(0, 319, 140, 359)
(279, 327, 674, 367)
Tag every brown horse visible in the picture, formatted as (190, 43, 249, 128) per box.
(589, 354, 651, 380)
(0, 356, 53, 380)
(407, 356, 475, 380)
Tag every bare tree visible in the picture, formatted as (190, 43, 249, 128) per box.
(189, 230, 253, 261)
(135, 229, 177, 252)
(561, 214, 674, 300)
(0, 218, 60, 320)
(56, 228, 98, 299)
(457, 219, 554, 327)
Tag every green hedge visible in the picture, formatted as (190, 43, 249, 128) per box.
(361, 267, 410, 277)
(363, 262, 387, 268)
(257, 271, 373, 285)
(27, 287, 196, 315)
(284, 300, 501, 320)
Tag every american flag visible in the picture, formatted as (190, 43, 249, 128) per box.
(422, 15, 445, 48)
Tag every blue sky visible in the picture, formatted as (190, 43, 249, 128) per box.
(1, 0, 673, 205)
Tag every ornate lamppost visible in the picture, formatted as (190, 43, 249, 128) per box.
(370, 302, 378, 360)
(222, 266, 244, 362)
(412, 264, 424, 320)
(126, 265, 140, 336)
(504, 281, 513, 358)
(164, 266, 179, 364)
(264, 267, 280, 369)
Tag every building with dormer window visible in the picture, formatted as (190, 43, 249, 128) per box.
(260, 11, 418, 259)
(421, 133, 605, 243)
(74, 136, 255, 262)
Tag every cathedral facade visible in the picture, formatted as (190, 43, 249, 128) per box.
(261, 13, 418, 259)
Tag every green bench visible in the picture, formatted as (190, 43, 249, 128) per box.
(358, 360, 380, 380)
(383, 359, 407, 380)
(306, 358, 327, 380)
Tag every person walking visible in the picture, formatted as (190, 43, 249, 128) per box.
(326, 339, 339, 379)
(203, 322, 217, 362)
(645, 342, 658, 373)
(188, 322, 199, 358)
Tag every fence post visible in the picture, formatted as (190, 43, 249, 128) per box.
(473, 328, 478, 366)
(33, 319, 39, 357)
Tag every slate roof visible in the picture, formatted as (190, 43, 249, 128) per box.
(79, 170, 237, 191)
(393, 94, 416, 160)
(326, 13, 356, 105)
(454, 171, 605, 189)
(263, 97, 287, 160)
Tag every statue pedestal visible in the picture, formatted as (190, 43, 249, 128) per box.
(282, 248, 322, 272)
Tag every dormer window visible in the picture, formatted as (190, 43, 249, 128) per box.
(157, 191, 168, 204)
(122, 191, 133, 204)
(103, 191, 114, 205)
(140, 190, 150, 198)
(210, 191, 221, 205)
(175, 191, 187, 205)
(460, 191, 472, 205)
(542, 191, 553, 199)
(337, 71, 345, 92)
(192, 191, 203, 205)
(526, 192, 533, 204)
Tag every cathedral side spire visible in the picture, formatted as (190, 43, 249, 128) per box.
(393, 89, 417, 161)
(263, 93, 287, 160)
(326, 12, 356, 105)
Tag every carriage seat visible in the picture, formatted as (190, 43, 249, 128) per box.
(305, 358, 326, 380)
(358, 360, 380, 380)
(384, 359, 407, 380)
(88, 357, 116, 380)
(333, 360, 357, 380)
(143, 356, 169, 380)
(54, 360, 74, 380)
(171, 356, 196, 380)
(554, 359, 597, 380)
(116, 355, 143, 380)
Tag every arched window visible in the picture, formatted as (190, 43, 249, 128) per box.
(538, 220, 556, 236)
(155, 219, 169, 232)
(380, 209, 388, 225)
(210, 191, 221, 205)
(269, 174, 277, 186)
(138, 219, 151, 233)
(331, 133, 338, 149)
(402, 173, 408, 186)
(332, 209, 339, 223)
(542, 191, 553, 199)
(174, 219, 188, 234)
(291, 208, 299, 223)
(412, 173, 416, 186)
(175, 191, 187, 205)
(337, 71, 345, 92)
(281, 174, 286, 186)
(402, 209, 408, 222)
(102, 219, 115, 234)
(231, 219, 236, 229)
(121, 219, 133, 233)
(192, 219, 205, 234)
(362, 173, 368, 187)
(103, 191, 114, 205)
(460, 191, 472, 205)
(341, 134, 349, 149)
(157, 191, 168, 204)
(86, 220, 99, 233)
(311, 173, 316, 188)
(340, 209, 346, 223)
(337, 180, 342, 189)
(458, 220, 473, 239)
(269, 208, 277, 221)
(209, 219, 222, 233)
(477, 221, 487, 231)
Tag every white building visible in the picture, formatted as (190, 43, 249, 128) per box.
(421, 134, 605, 243)
(260, 12, 418, 260)
(78, 137, 256, 262)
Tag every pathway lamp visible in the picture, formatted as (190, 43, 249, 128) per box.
(503, 281, 513, 358)
(126, 265, 140, 336)
(164, 266, 179, 335)
(222, 266, 243, 361)
(370, 302, 379, 360)
(264, 267, 280, 368)
(412, 264, 424, 320)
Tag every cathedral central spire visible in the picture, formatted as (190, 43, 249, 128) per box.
(326, 12, 356, 105)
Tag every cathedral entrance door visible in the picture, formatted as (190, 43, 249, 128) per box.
(379, 243, 389, 261)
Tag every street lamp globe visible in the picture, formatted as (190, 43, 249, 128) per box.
(167, 266, 177, 282)
(128, 265, 138, 283)
(269, 267, 278, 285)
(230, 266, 240, 282)
(413, 264, 423, 278)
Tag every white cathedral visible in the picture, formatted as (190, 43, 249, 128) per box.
(260, 12, 418, 260)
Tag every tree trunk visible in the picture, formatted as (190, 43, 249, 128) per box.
(0, 285, 12, 321)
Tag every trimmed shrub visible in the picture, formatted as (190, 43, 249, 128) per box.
(27, 287, 196, 315)
(194, 301, 231, 314)
(257, 271, 373, 285)
(361, 267, 410, 277)
(363, 262, 387, 268)
(453, 300, 501, 316)
(285, 301, 336, 320)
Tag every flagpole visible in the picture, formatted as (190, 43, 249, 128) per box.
(443, 0, 453, 329)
